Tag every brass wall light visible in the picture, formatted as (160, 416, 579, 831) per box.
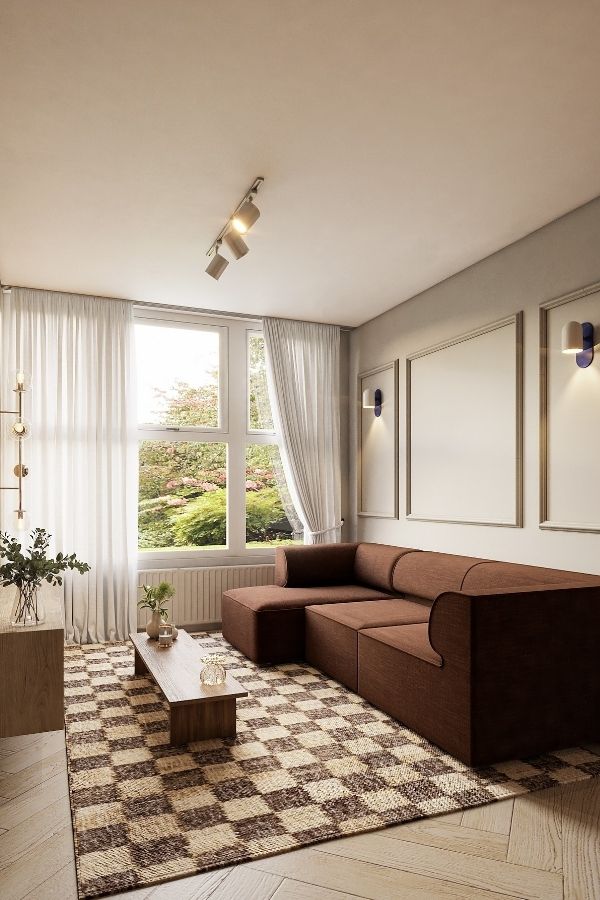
(0, 370, 31, 530)
(363, 387, 383, 417)
(561, 320, 595, 368)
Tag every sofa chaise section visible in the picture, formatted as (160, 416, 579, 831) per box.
(222, 583, 395, 664)
(221, 542, 414, 664)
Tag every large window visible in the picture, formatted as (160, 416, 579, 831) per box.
(136, 310, 297, 561)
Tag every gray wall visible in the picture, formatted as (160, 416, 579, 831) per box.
(349, 196, 600, 574)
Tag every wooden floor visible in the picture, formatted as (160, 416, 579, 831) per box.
(1, 731, 599, 900)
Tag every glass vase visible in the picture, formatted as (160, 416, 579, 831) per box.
(11, 585, 45, 627)
(200, 654, 227, 686)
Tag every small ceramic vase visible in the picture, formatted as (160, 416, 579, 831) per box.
(146, 610, 162, 640)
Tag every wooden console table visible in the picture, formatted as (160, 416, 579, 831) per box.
(0, 586, 64, 738)
(130, 629, 248, 745)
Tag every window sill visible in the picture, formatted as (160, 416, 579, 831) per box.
(138, 548, 279, 570)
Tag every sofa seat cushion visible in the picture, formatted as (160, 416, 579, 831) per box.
(392, 551, 487, 600)
(361, 624, 442, 667)
(305, 599, 430, 691)
(221, 584, 393, 665)
(353, 543, 418, 592)
(224, 583, 394, 612)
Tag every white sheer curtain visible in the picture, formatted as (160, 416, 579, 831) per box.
(263, 316, 342, 544)
(0, 288, 138, 642)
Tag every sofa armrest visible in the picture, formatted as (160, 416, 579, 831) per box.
(429, 582, 600, 670)
(274, 542, 359, 587)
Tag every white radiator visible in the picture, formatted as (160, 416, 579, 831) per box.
(137, 564, 275, 630)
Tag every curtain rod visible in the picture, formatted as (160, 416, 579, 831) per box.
(0, 282, 353, 331)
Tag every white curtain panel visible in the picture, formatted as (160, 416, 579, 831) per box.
(0, 288, 138, 642)
(263, 317, 342, 544)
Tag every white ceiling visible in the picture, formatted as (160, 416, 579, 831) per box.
(1, 1, 600, 327)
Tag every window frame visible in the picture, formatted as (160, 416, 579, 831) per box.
(135, 307, 285, 569)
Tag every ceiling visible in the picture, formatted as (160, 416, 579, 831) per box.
(1, 1, 600, 327)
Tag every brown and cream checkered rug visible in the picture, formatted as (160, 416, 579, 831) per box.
(64, 634, 600, 898)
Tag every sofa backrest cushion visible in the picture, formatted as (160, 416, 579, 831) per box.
(354, 543, 417, 592)
(461, 561, 600, 592)
(274, 543, 358, 587)
(392, 551, 486, 600)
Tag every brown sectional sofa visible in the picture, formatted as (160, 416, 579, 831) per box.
(221, 542, 600, 766)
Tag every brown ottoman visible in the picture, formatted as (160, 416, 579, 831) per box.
(305, 599, 431, 691)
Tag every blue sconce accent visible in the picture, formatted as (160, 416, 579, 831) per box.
(362, 387, 383, 416)
(374, 388, 382, 417)
(577, 322, 594, 368)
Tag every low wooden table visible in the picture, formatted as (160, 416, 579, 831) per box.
(129, 629, 248, 745)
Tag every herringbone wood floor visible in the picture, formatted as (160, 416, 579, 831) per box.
(1, 730, 598, 900)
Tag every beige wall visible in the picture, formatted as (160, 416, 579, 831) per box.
(349, 196, 600, 574)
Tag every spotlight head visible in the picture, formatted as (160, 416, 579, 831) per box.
(224, 229, 249, 260)
(232, 199, 260, 234)
(205, 246, 229, 280)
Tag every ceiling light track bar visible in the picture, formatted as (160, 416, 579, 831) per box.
(206, 176, 264, 257)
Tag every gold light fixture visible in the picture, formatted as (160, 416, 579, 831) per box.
(205, 176, 264, 279)
(0, 370, 31, 530)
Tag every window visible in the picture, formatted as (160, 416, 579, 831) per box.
(136, 310, 297, 562)
(247, 332, 273, 431)
(136, 320, 221, 428)
(246, 444, 294, 546)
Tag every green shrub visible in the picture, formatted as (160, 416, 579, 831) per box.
(172, 487, 289, 547)
(246, 488, 287, 541)
(173, 489, 227, 546)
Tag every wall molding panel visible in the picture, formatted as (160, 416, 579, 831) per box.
(540, 280, 600, 533)
(357, 360, 399, 518)
(406, 313, 523, 527)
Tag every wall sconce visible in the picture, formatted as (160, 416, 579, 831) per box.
(561, 321, 594, 368)
(0, 370, 31, 530)
(362, 387, 382, 417)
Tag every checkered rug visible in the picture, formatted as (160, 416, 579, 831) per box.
(64, 633, 600, 898)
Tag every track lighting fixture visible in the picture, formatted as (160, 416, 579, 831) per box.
(205, 243, 229, 281)
(205, 176, 264, 279)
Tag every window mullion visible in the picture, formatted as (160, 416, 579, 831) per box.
(226, 325, 247, 557)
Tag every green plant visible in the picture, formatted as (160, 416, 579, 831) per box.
(171, 486, 289, 547)
(172, 488, 227, 546)
(138, 581, 175, 620)
(0, 528, 90, 625)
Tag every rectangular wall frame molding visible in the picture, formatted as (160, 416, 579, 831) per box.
(406, 312, 523, 527)
(357, 360, 399, 518)
(540, 280, 600, 533)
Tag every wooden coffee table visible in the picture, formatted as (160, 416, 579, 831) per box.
(129, 629, 248, 745)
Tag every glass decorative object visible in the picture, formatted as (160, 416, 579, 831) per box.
(200, 653, 227, 686)
(11, 585, 45, 627)
(158, 623, 174, 648)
